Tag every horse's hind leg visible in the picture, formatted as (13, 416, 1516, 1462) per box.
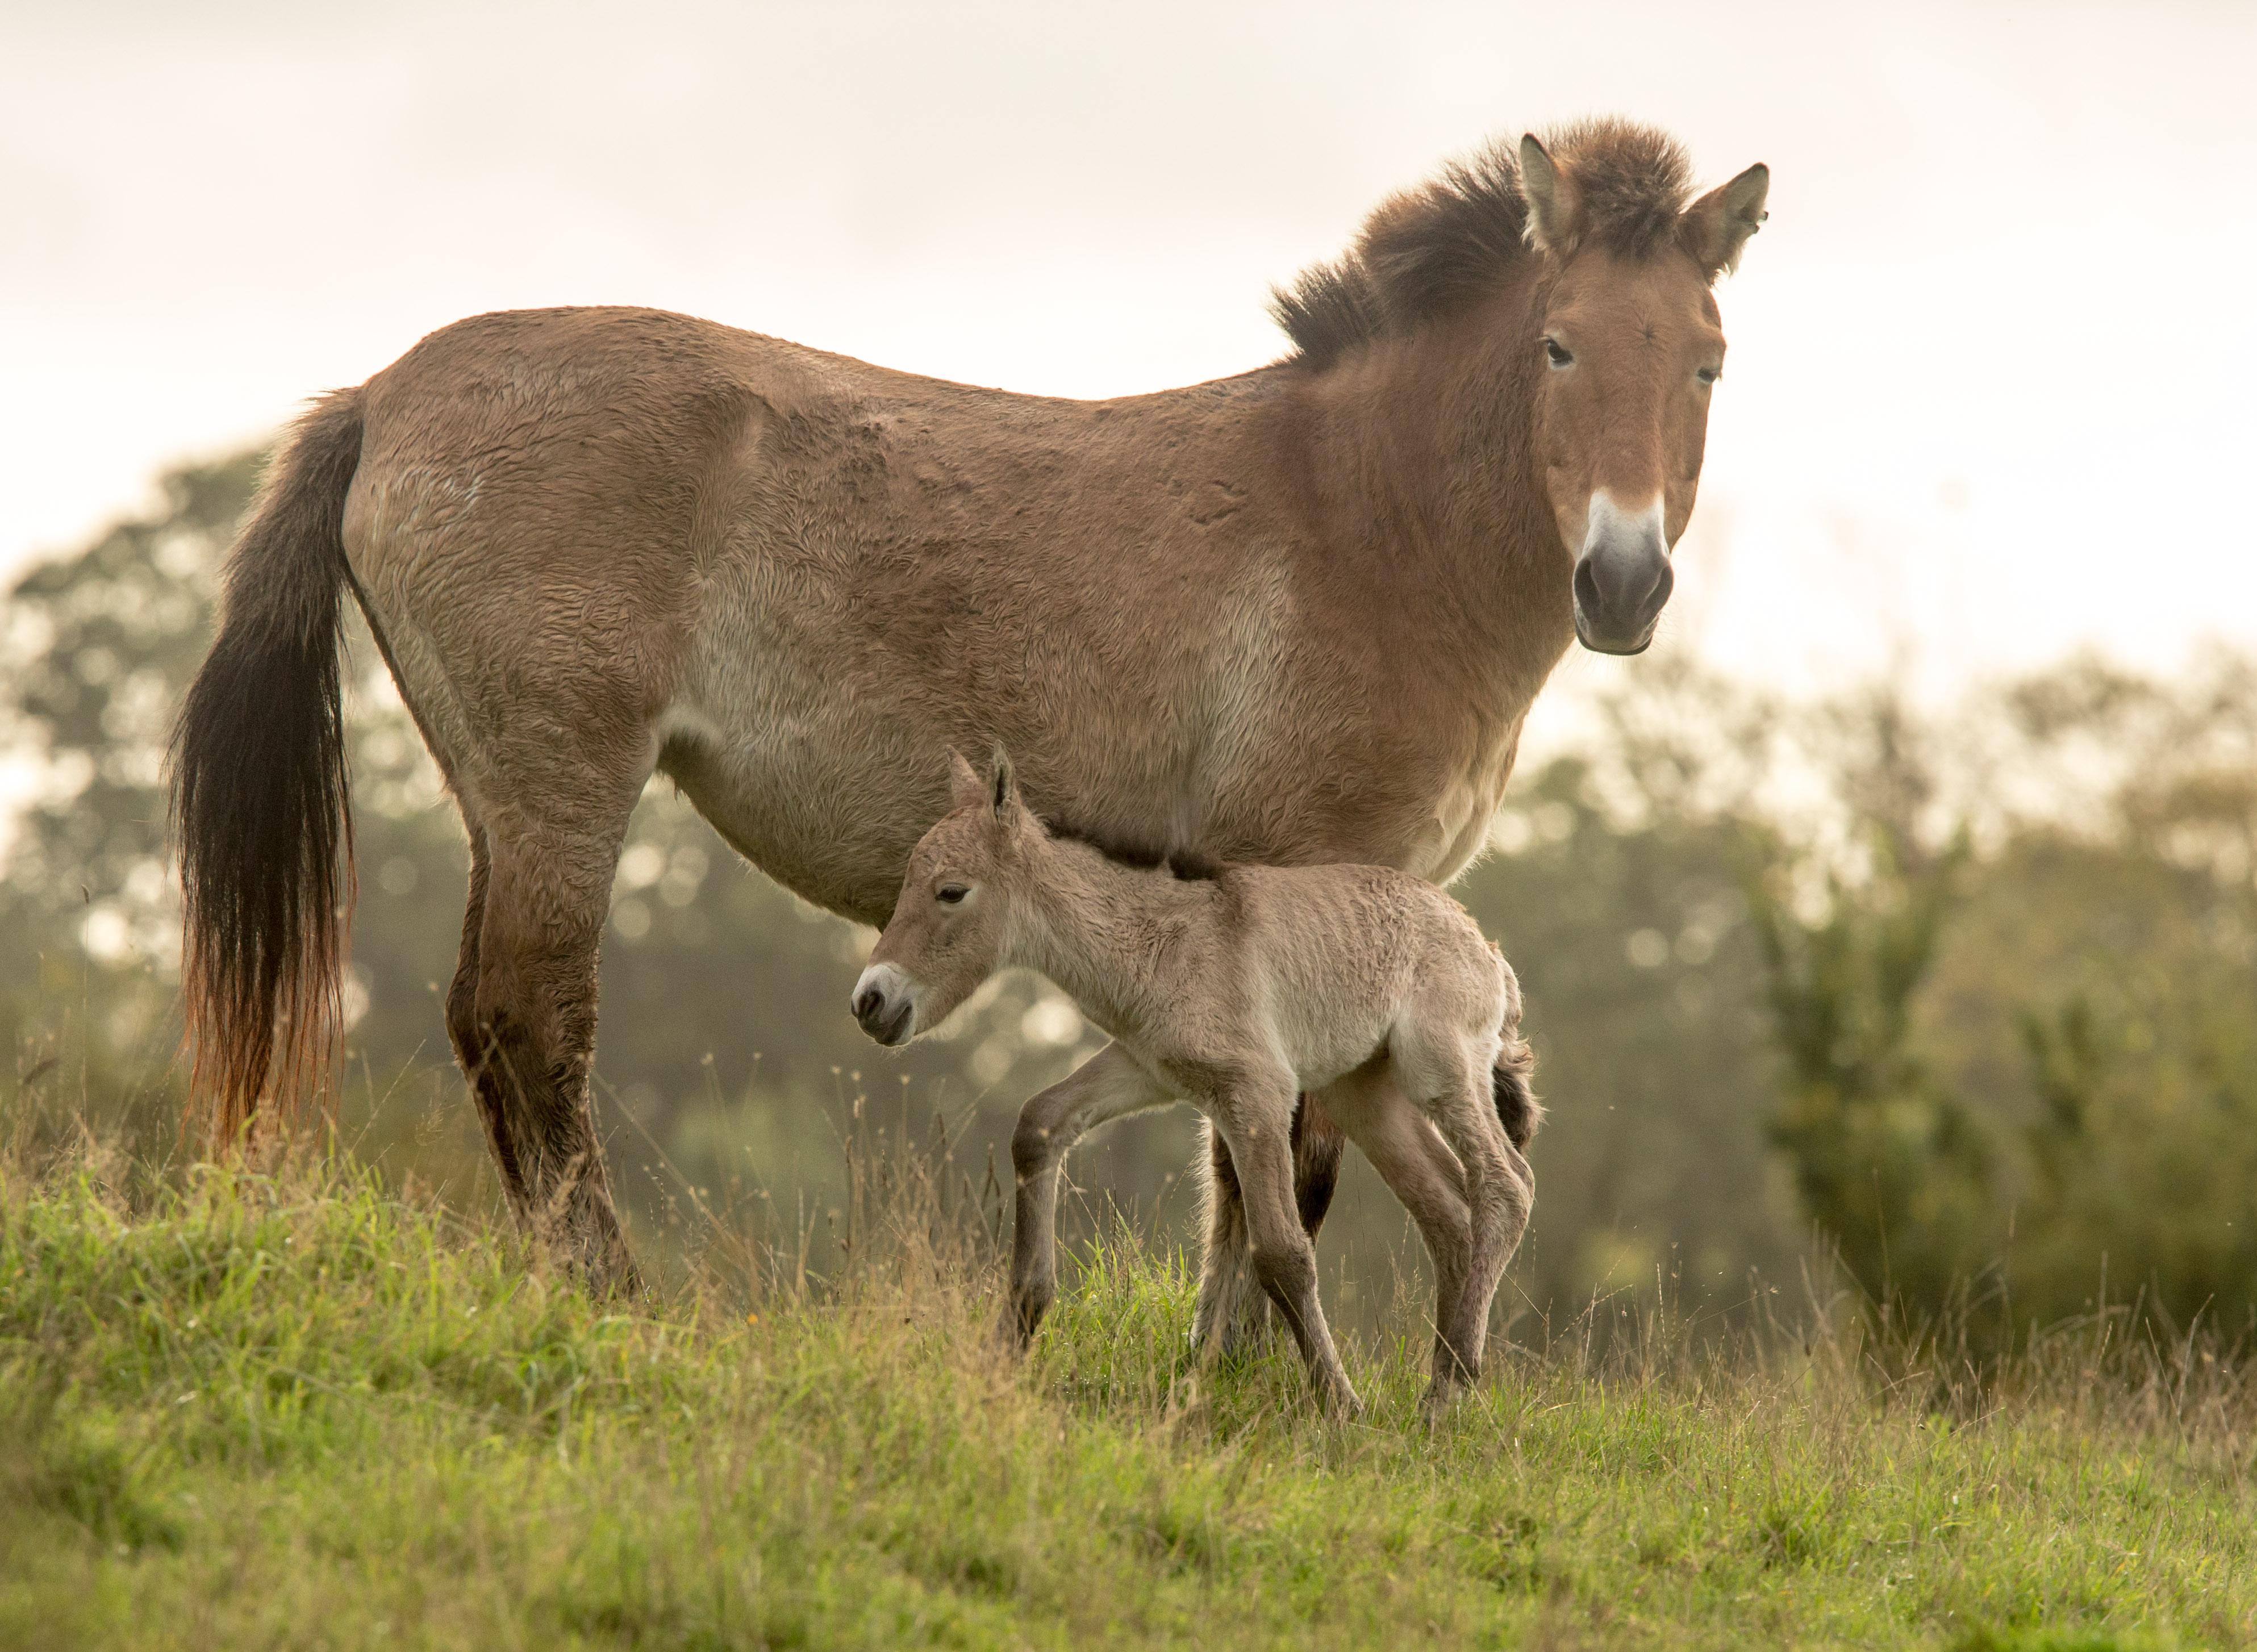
(452, 787, 646, 1295)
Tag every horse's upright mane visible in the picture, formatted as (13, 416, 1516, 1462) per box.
(1270, 118, 1694, 369)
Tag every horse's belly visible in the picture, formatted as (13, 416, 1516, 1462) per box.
(1401, 718, 1524, 883)
(1417, 767, 1513, 883)
(654, 685, 930, 928)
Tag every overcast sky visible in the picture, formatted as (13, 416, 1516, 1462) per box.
(5, 0, 2252, 707)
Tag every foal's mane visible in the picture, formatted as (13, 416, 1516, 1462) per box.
(1038, 816, 1224, 882)
(1270, 118, 1694, 369)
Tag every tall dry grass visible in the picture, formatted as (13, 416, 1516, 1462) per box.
(3, 1067, 2253, 1648)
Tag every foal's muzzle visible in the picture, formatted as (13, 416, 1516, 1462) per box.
(850, 963, 917, 1046)
(1572, 494, 1674, 656)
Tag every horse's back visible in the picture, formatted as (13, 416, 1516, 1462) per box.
(346, 307, 898, 585)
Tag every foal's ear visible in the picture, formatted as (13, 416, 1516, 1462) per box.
(947, 748, 984, 812)
(1680, 162, 1770, 278)
(1518, 134, 1581, 255)
(988, 746, 1020, 821)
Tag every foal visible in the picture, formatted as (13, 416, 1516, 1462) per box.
(852, 752, 1537, 1417)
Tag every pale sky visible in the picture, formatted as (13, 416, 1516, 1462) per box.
(5, 0, 2253, 710)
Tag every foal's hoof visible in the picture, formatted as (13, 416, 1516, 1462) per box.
(578, 1242, 646, 1304)
(1326, 1386, 1367, 1424)
(1417, 1383, 1459, 1428)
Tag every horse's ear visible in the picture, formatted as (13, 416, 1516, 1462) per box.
(947, 748, 984, 812)
(988, 746, 1019, 820)
(1519, 134, 1580, 254)
(1680, 162, 1770, 278)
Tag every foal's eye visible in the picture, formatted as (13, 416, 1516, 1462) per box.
(1695, 365, 1722, 385)
(937, 885, 969, 906)
(1543, 337, 1574, 368)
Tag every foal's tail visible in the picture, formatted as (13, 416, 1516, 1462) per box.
(169, 388, 366, 1144)
(1491, 960, 1543, 1152)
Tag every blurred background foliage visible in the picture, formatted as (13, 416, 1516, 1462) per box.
(5, 451, 2254, 1345)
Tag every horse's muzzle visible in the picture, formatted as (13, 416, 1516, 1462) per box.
(1571, 502, 1674, 655)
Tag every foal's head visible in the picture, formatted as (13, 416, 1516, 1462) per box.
(1518, 131, 1768, 655)
(852, 750, 1034, 1046)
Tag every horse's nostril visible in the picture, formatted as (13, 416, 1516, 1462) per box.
(1642, 559, 1675, 623)
(1573, 556, 1603, 615)
(853, 987, 881, 1022)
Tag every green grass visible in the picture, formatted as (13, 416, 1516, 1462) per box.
(1, 1143, 2251, 1650)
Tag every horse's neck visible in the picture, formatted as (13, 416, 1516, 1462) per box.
(1282, 291, 1569, 707)
(1006, 842, 1187, 1040)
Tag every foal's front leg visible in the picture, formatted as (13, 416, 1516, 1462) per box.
(1195, 1095, 1345, 1356)
(1209, 1077, 1363, 1419)
(1005, 1042, 1172, 1346)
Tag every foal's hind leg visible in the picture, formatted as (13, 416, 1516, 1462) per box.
(1316, 1065, 1476, 1404)
(1392, 1031, 1531, 1411)
(1195, 1094, 1344, 1355)
(444, 823, 515, 1189)
(449, 787, 646, 1296)
(1433, 1078, 1532, 1401)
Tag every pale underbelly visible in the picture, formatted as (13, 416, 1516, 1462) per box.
(651, 573, 1522, 918)
(652, 693, 933, 928)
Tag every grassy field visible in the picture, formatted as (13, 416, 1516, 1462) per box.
(2, 1135, 2252, 1651)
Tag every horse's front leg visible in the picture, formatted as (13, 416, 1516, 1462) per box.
(1005, 1041, 1171, 1347)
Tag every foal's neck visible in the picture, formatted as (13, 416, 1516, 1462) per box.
(1006, 837, 1202, 1041)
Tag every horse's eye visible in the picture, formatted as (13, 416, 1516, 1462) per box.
(1696, 365, 1721, 385)
(937, 885, 969, 906)
(1543, 338, 1574, 368)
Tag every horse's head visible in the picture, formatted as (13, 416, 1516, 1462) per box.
(1520, 132, 1768, 655)
(853, 748, 1033, 1046)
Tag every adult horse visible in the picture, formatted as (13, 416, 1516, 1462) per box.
(172, 119, 1767, 1297)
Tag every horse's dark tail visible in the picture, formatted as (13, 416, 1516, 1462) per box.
(169, 389, 365, 1144)
(1491, 963, 1543, 1152)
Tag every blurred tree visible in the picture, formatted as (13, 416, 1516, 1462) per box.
(1747, 820, 1994, 1317)
(1470, 660, 1793, 1303)
(1747, 661, 2257, 1340)
(1, 456, 255, 1112)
